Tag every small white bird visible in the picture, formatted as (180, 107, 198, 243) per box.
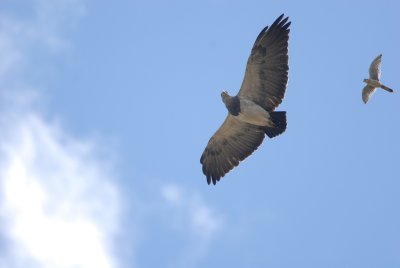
(362, 54, 394, 104)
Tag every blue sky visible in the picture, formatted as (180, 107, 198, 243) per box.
(1, 0, 400, 267)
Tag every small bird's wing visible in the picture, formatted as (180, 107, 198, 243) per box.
(238, 14, 290, 111)
(200, 114, 265, 185)
(362, 85, 376, 104)
(369, 54, 382, 80)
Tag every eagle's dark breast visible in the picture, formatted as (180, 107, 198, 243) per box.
(225, 96, 241, 116)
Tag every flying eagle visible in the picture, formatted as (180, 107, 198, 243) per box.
(362, 54, 394, 104)
(200, 14, 290, 185)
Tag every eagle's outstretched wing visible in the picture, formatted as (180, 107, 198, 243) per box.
(238, 14, 290, 112)
(200, 115, 265, 185)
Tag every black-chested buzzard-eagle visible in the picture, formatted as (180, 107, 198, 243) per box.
(200, 14, 291, 185)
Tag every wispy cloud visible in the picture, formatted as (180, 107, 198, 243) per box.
(0, 0, 84, 82)
(0, 1, 225, 268)
(162, 184, 222, 240)
(0, 110, 120, 268)
(0, 17, 24, 80)
(0, 1, 121, 268)
(160, 184, 223, 268)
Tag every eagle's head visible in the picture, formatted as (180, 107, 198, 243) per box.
(221, 90, 230, 104)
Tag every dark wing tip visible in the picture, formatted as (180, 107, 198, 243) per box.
(255, 25, 269, 42)
(204, 164, 223, 185)
(274, 15, 290, 33)
(254, 14, 290, 44)
(271, 13, 290, 27)
(201, 153, 232, 186)
(205, 173, 221, 185)
(276, 13, 285, 23)
(255, 14, 290, 43)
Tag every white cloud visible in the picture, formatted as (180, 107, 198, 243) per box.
(0, 1, 225, 267)
(0, 1, 121, 268)
(0, 106, 121, 268)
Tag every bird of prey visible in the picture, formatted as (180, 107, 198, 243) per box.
(362, 54, 394, 104)
(200, 14, 290, 185)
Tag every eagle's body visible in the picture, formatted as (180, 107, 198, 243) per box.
(222, 93, 272, 127)
(200, 14, 290, 185)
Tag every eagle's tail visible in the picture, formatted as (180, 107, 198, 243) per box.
(265, 111, 287, 138)
(380, 84, 394, 93)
